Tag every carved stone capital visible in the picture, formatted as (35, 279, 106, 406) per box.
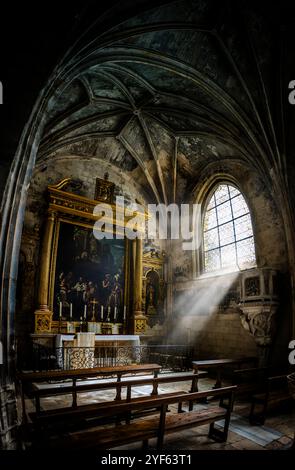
(239, 302, 278, 346)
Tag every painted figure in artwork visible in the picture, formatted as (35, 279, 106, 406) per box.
(145, 270, 159, 315)
(54, 224, 125, 320)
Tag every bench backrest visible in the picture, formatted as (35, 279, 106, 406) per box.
(18, 363, 162, 383)
(32, 372, 206, 398)
(36, 385, 236, 449)
(233, 367, 269, 385)
(267, 374, 289, 392)
(69, 386, 236, 418)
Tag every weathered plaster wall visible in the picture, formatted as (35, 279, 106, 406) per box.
(171, 162, 289, 363)
(171, 272, 258, 359)
(23, 154, 151, 232)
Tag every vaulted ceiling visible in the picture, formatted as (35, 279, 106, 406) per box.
(37, 0, 290, 205)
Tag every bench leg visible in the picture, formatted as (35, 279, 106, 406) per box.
(126, 411, 132, 425)
(153, 371, 159, 392)
(249, 399, 266, 425)
(208, 422, 229, 443)
(249, 399, 256, 424)
(219, 397, 231, 410)
(142, 439, 149, 450)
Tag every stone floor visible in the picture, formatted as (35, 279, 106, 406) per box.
(23, 373, 295, 451)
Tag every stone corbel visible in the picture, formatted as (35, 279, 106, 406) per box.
(239, 301, 278, 346)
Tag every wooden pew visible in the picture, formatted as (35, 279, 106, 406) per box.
(232, 367, 269, 399)
(192, 356, 258, 390)
(27, 371, 207, 436)
(249, 374, 292, 425)
(33, 386, 236, 450)
(17, 363, 161, 423)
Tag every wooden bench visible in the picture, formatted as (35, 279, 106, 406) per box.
(192, 356, 258, 390)
(17, 363, 161, 423)
(250, 374, 292, 425)
(232, 367, 269, 399)
(33, 386, 236, 450)
(27, 371, 207, 436)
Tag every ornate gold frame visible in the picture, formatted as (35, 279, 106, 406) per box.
(34, 179, 146, 334)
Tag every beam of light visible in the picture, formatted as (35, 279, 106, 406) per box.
(167, 271, 239, 344)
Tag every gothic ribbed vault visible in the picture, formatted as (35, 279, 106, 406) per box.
(37, 0, 290, 207)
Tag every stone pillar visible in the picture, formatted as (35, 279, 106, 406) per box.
(133, 237, 147, 334)
(34, 210, 56, 333)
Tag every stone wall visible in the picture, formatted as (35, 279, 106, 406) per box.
(170, 271, 257, 359)
(190, 312, 258, 359)
(171, 162, 290, 364)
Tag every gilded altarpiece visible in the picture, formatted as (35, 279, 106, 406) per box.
(34, 178, 145, 335)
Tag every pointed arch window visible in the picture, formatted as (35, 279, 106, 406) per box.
(203, 184, 256, 272)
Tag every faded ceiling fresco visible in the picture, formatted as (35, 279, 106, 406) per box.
(36, 0, 289, 207)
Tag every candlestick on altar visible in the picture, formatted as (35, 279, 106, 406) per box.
(114, 306, 117, 322)
(107, 306, 111, 322)
(123, 305, 126, 321)
(90, 299, 98, 321)
(101, 305, 103, 321)
(70, 303, 72, 320)
(84, 304, 87, 320)
(59, 302, 62, 318)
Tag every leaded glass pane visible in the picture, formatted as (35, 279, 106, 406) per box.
(229, 186, 240, 198)
(216, 200, 232, 225)
(204, 208, 217, 231)
(204, 228, 219, 251)
(206, 194, 216, 210)
(231, 194, 249, 218)
(219, 221, 235, 246)
(214, 185, 230, 205)
(205, 248, 220, 271)
(221, 243, 237, 267)
(234, 214, 253, 241)
(236, 238, 256, 266)
(203, 183, 256, 272)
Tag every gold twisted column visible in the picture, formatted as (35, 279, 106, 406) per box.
(34, 210, 56, 333)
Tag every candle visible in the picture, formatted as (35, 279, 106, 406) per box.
(70, 303, 72, 320)
(108, 306, 111, 321)
(101, 305, 103, 321)
(114, 306, 117, 321)
(84, 304, 87, 320)
(123, 305, 126, 320)
(59, 302, 62, 318)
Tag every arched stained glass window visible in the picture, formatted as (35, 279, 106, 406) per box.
(203, 184, 256, 272)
